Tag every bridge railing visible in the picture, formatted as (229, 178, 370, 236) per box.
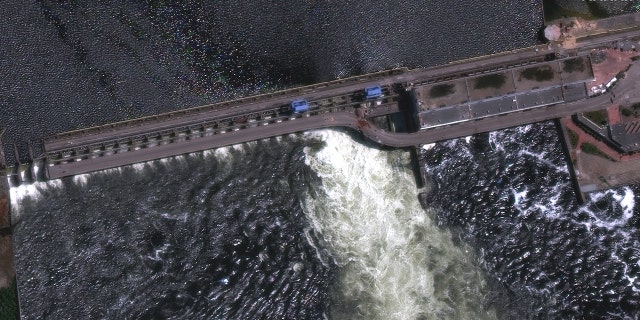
(43, 68, 408, 143)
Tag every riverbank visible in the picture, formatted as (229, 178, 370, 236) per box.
(0, 143, 18, 318)
(0, 135, 15, 290)
(0, 177, 14, 290)
(562, 115, 640, 192)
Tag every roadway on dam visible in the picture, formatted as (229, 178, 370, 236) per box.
(46, 60, 640, 179)
(40, 22, 640, 179)
(365, 60, 640, 147)
(46, 25, 640, 152)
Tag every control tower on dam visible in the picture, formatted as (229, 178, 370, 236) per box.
(6, 13, 640, 183)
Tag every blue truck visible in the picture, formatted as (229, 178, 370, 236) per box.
(290, 99, 309, 113)
(364, 86, 382, 99)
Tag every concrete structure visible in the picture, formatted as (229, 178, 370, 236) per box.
(5, 13, 640, 183)
(572, 58, 640, 154)
(415, 56, 594, 128)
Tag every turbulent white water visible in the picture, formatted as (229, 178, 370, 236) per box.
(301, 130, 496, 320)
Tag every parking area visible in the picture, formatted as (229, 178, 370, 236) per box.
(419, 105, 470, 128)
(517, 87, 564, 109)
(416, 56, 597, 129)
(470, 96, 518, 118)
(564, 83, 588, 102)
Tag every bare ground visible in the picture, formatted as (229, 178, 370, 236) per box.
(0, 195, 14, 289)
(591, 49, 640, 87)
(563, 117, 640, 191)
(0, 235, 14, 289)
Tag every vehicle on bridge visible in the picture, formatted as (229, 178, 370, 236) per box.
(364, 85, 383, 99)
(290, 99, 309, 113)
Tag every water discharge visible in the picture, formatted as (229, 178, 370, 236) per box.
(301, 130, 496, 320)
(10, 137, 335, 319)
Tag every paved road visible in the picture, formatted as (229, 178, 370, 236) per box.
(46, 113, 361, 178)
(362, 94, 613, 147)
(363, 62, 640, 147)
(48, 63, 640, 179)
(44, 76, 400, 151)
(46, 27, 640, 153)
(399, 27, 640, 84)
(43, 25, 640, 179)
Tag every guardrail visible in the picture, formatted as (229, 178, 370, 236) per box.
(44, 68, 408, 142)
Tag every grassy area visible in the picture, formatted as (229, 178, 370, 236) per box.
(622, 103, 640, 117)
(429, 84, 455, 98)
(581, 142, 613, 160)
(520, 66, 555, 82)
(543, 0, 595, 21)
(621, 107, 635, 117)
(542, 0, 609, 22)
(0, 279, 19, 320)
(474, 74, 506, 90)
(584, 110, 608, 126)
(562, 57, 585, 73)
(585, 1, 610, 19)
(567, 128, 579, 148)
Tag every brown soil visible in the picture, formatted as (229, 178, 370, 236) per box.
(0, 194, 14, 289)
(0, 197, 9, 228)
(0, 235, 14, 288)
(608, 105, 621, 125)
(590, 49, 640, 88)
(563, 116, 640, 191)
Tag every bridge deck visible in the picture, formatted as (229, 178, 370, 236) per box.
(38, 24, 640, 180)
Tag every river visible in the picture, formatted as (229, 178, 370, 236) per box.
(6, 1, 640, 319)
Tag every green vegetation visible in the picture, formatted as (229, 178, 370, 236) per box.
(543, 0, 597, 21)
(585, 1, 610, 19)
(429, 84, 455, 98)
(567, 129, 579, 148)
(562, 58, 585, 73)
(621, 108, 634, 117)
(581, 142, 613, 160)
(0, 279, 19, 320)
(621, 103, 640, 117)
(584, 110, 608, 126)
(520, 66, 555, 82)
(474, 74, 507, 90)
(631, 56, 640, 62)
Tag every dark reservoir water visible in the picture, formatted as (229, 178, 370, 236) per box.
(5, 1, 640, 319)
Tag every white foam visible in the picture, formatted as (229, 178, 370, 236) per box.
(72, 173, 90, 187)
(33, 162, 40, 179)
(302, 130, 496, 320)
(519, 149, 568, 174)
(131, 162, 146, 172)
(511, 187, 528, 207)
(613, 187, 635, 218)
(9, 179, 63, 219)
(422, 143, 435, 151)
(488, 131, 505, 152)
(577, 188, 637, 230)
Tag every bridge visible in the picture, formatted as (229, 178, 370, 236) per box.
(6, 14, 640, 183)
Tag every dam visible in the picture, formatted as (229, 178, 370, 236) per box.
(3, 15, 640, 183)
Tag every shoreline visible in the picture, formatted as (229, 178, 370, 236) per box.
(0, 134, 15, 289)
